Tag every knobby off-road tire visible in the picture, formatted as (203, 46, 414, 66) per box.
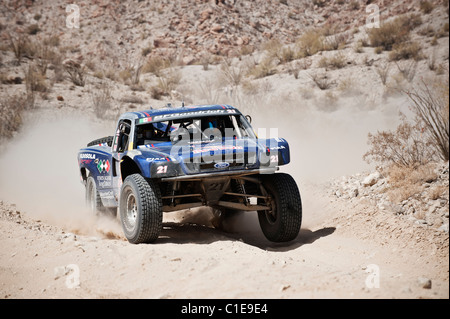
(87, 136, 114, 147)
(86, 176, 103, 214)
(85, 176, 117, 218)
(119, 174, 162, 244)
(258, 173, 302, 242)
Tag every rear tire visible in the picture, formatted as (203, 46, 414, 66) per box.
(258, 173, 302, 242)
(85, 175, 117, 218)
(86, 176, 102, 214)
(119, 174, 162, 244)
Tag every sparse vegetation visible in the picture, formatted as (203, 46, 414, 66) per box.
(308, 72, 333, 90)
(385, 163, 438, 203)
(389, 41, 422, 61)
(64, 60, 86, 87)
(296, 28, 324, 57)
(420, 1, 434, 14)
(367, 14, 422, 51)
(375, 62, 391, 85)
(247, 57, 276, 79)
(90, 82, 112, 118)
(364, 79, 449, 167)
(318, 52, 346, 69)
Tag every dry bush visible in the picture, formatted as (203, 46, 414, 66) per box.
(395, 60, 418, 83)
(363, 115, 436, 167)
(420, 1, 434, 14)
(385, 163, 437, 203)
(220, 58, 244, 87)
(25, 64, 48, 93)
(428, 185, 448, 200)
(404, 79, 449, 161)
(142, 56, 170, 76)
(308, 72, 333, 90)
(364, 79, 449, 167)
(155, 68, 182, 97)
(63, 60, 85, 86)
(323, 32, 350, 51)
(367, 14, 422, 51)
(375, 62, 390, 85)
(0, 95, 26, 139)
(247, 56, 276, 79)
(7, 33, 28, 64)
(90, 82, 112, 118)
(318, 52, 346, 69)
(389, 41, 422, 61)
(296, 28, 325, 57)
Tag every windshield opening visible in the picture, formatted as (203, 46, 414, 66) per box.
(135, 114, 255, 148)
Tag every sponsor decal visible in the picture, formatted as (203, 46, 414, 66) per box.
(192, 145, 243, 154)
(97, 175, 112, 187)
(146, 157, 170, 162)
(152, 109, 233, 121)
(138, 117, 152, 124)
(97, 159, 110, 174)
(214, 162, 230, 169)
(79, 159, 92, 165)
(79, 153, 96, 159)
(99, 190, 114, 200)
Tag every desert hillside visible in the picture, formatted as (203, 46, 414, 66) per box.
(0, 0, 448, 300)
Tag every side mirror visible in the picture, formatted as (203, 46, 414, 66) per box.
(245, 115, 252, 123)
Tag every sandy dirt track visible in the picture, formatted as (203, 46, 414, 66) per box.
(1, 181, 448, 299)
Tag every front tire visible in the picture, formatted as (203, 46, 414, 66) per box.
(258, 173, 302, 242)
(119, 174, 162, 244)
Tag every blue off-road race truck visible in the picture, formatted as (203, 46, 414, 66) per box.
(78, 104, 302, 244)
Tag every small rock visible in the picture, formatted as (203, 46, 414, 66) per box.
(57, 95, 64, 101)
(280, 284, 291, 292)
(362, 172, 381, 187)
(417, 277, 432, 289)
(438, 223, 449, 233)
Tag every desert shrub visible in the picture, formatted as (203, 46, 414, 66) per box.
(420, 1, 434, 14)
(220, 58, 244, 86)
(404, 80, 449, 161)
(247, 56, 276, 79)
(363, 117, 435, 167)
(63, 60, 85, 86)
(90, 82, 112, 118)
(308, 72, 333, 90)
(25, 64, 48, 92)
(375, 62, 390, 85)
(142, 56, 170, 76)
(27, 24, 40, 35)
(312, 0, 326, 7)
(296, 28, 324, 57)
(364, 79, 449, 166)
(318, 52, 346, 69)
(389, 41, 422, 61)
(394, 60, 418, 83)
(0, 95, 26, 139)
(385, 163, 438, 203)
(323, 32, 350, 51)
(367, 14, 422, 51)
(156, 68, 181, 96)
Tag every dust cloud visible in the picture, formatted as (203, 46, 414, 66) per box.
(239, 93, 411, 229)
(0, 109, 121, 237)
(0, 91, 410, 238)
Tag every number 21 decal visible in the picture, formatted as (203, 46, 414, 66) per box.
(156, 166, 168, 174)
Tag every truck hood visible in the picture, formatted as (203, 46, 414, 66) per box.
(130, 137, 289, 177)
